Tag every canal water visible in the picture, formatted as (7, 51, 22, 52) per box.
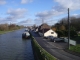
(0, 29, 34, 60)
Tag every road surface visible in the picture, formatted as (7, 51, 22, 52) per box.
(30, 31, 80, 60)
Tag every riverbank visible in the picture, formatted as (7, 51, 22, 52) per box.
(0, 31, 13, 34)
(0, 28, 23, 34)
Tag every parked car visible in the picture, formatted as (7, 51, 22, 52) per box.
(47, 36, 54, 40)
(53, 38, 64, 42)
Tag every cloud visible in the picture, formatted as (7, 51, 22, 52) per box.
(71, 14, 80, 18)
(18, 18, 34, 26)
(34, 18, 42, 25)
(36, 10, 54, 19)
(21, 0, 33, 4)
(19, 19, 32, 23)
(52, 5, 66, 12)
(54, 0, 80, 10)
(0, 0, 6, 5)
(0, 18, 9, 24)
(36, 0, 80, 20)
(34, 18, 42, 23)
(7, 8, 27, 21)
(36, 9, 65, 20)
(0, 8, 27, 24)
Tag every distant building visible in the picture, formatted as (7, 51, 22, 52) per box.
(38, 23, 50, 36)
(38, 23, 58, 37)
(35, 27, 39, 32)
(44, 29, 58, 38)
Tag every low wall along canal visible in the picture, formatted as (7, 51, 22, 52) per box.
(31, 37, 57, 60)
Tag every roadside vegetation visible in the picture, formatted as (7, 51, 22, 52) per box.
(51, 16, 80, 38)
(0, 23, 24, 34)
(31, 37, 57, 60)
(70, 35, 80, 53)
(0, 31, 11, 34)
(51, 16, 80, 42)
(70, 44, 80, 53)
(51, 16, 80, 54)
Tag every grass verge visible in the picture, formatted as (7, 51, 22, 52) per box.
(0, 31, 12, 34)
(70, 44, 80, 53)
(31, 37, 57, 60)
(0, 29, 22, 34)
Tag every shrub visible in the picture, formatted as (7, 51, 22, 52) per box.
(70, 30, 78, 37)
(56, 30, 65, 37)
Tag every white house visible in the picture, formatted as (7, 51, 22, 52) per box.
(44, 29, 58, 38)
(38, 24, 58, 37)
(35, 27, 38, 32)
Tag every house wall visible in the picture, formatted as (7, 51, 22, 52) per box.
(35, 28, 38, 32)
(44, 29, 57, 37)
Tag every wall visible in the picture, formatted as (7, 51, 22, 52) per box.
(44, 29, 57, 37)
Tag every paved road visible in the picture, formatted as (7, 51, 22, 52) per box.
(30, 31, 80, 60)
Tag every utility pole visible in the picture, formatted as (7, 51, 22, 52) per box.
(42, 18, 44, 37)
(68, 8, 70, 49)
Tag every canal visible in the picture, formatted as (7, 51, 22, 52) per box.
(0, 29, 34, 60)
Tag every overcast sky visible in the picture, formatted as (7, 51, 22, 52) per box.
(0, 0, 80, 26)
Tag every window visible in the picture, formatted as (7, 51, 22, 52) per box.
(51, 32, 54, 34)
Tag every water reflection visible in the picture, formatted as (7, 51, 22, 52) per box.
(0, 29, 34, 60)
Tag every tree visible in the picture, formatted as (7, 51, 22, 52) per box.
(59, 25, 66, 30)
(0, 24, 8, 31)
(51, 25, 57, 31)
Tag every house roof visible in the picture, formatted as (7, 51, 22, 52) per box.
(39, 23, 50, 29)
(40, 29, 50, 33)
(38, 23, 51, 33)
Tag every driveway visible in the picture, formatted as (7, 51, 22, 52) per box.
(30, 31, 80, 60)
